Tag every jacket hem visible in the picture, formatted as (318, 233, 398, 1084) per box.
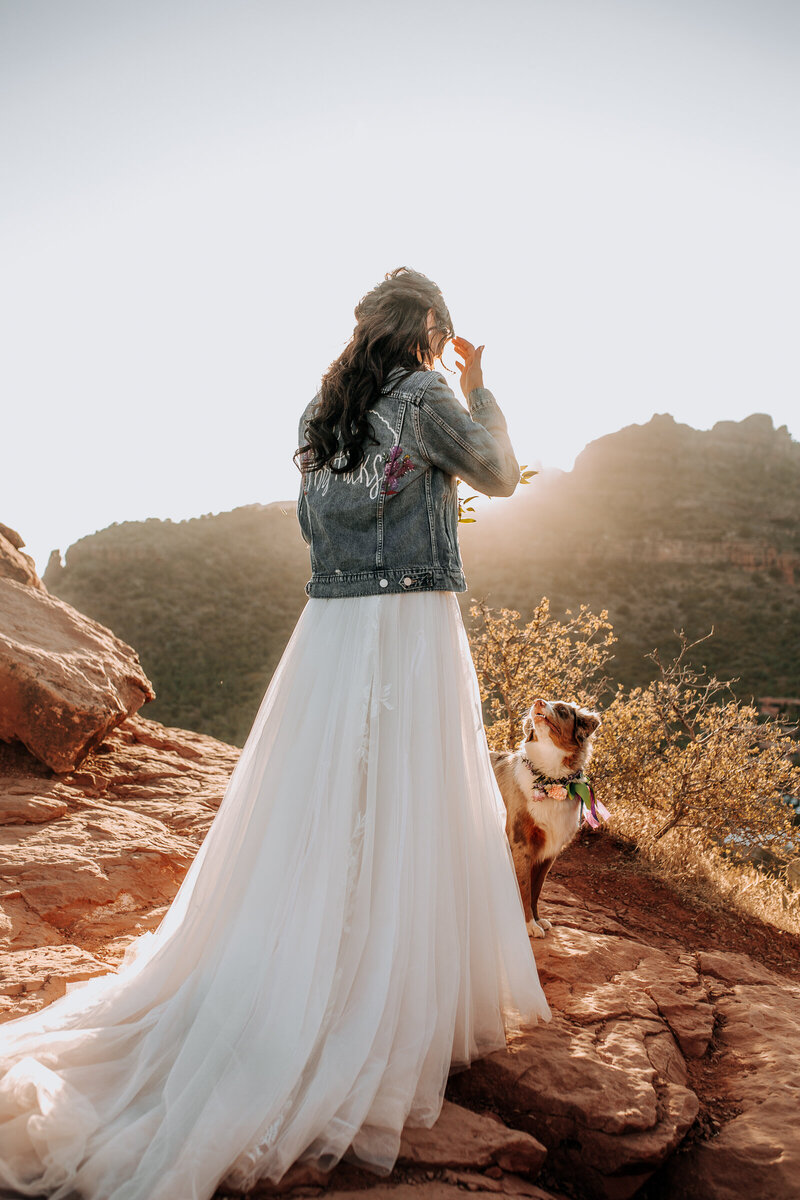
(305, 565, 467, 598)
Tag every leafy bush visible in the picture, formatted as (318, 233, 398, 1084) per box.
(467, 601, 800, 933)
(469, 597, 615, 749)
(592, 632, 798, 855)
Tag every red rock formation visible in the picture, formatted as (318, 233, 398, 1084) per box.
(0, 523, 45, 591)
(652, 950, 800, 1200)
(758, 695, 800, 717)
(398, 1102, 548, 1175)
(0, 524, 24, 548)
(3, 725, 800, 1200)
(0, 578, 155, 772)
(448, 886, 704, 1200)
(562, 537, 800, 586)
(0, 714, 239, 1018)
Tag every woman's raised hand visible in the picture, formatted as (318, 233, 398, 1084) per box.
(453, 336, 485, 401)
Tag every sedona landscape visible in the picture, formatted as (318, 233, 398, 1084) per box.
(43, 410, 800, 746)
(1, 408, 799, 1199)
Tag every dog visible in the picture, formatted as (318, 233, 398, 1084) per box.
(490, 697, 602, 938)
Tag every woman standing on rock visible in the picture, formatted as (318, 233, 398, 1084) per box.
(0, 267, 551, 1199)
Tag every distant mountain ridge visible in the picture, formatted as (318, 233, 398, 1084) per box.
(45, 411, 800, 744)
(456, 409, 799, 706)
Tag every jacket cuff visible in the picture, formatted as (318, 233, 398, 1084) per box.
(467, 386, 500, 415)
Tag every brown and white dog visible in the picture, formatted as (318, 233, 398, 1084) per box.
(490, 698, 602, 938)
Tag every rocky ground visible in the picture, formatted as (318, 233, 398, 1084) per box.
(0, 715, 238, 1014)
(1, 520, 799, 1199)
(1, 722, 798, 1199)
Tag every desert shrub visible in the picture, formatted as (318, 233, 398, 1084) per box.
(468, 602, 800, 933)
(468, 597, 616, 750)
(591, 632, 799, 856)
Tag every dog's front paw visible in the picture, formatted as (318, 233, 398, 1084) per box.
(526, 917, 547, 939)
(537, 917, 552, 931)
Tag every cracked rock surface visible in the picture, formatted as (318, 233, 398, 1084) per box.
(0, 715, 238, 1017)
(448, 881, 706, 1200)
(651, 949, 800, 1200)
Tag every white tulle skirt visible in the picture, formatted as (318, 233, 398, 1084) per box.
(0, 590, 551, 1200)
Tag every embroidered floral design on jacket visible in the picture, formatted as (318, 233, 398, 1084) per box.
(383, 445, 414, 495)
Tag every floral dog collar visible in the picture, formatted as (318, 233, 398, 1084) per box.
(520, 756, 610, 829)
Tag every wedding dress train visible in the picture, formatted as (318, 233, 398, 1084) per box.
(0, 590, 551, 1200)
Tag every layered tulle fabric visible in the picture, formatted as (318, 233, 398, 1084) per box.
(0, 591, 551, 1200)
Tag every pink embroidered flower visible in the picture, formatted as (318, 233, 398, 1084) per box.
(383, 445, 414, 495)
(546, 784, 568, 800)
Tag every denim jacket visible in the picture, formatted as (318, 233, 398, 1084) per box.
(296, 365, 519, 598)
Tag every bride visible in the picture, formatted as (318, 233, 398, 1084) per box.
(0, 266, 551, 1200)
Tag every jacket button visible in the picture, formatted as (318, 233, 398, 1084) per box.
(379, 578, 389, 587)
(402, 576, 413, 586)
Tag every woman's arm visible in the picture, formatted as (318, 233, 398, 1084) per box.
(415, 369, 521, 498)
(296, 400, 317, 546)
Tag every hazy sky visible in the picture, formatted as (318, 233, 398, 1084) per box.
(2, 0, 798, 574)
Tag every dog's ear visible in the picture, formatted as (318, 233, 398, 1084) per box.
(576, 710, 601, 741)
(522, 713, 534, 742)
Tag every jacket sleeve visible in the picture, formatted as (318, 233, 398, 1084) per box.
(296, 400, 316, 547)
(414, 370, 520, 498)
(297, 396, 317, 451)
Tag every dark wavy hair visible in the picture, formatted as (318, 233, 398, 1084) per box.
(294, 267, 455, 475)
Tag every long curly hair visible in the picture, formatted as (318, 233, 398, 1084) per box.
(295, 267, 455, 475)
